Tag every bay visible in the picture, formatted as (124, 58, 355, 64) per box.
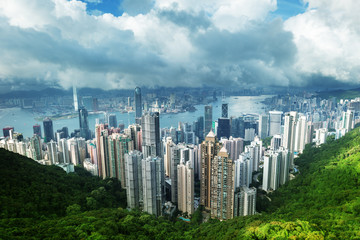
(0, 95, 269, 138)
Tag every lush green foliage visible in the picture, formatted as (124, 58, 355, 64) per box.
(317, 87, 360, 100)
(1, 127, 360, 239)
(0, 149, 126, 219)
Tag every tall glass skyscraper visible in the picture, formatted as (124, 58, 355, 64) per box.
(108, 114, 117, 128)
(204, 105, 213, 135)
(134, 87, 142, 124)
(79, 107, 90, 140)
(43, 117, 54, 143)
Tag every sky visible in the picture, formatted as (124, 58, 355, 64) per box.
(0, 0, 359, 92)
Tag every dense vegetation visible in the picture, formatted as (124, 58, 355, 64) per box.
(0, 148, 126, 219)
(316, 87, 360, 100)
(1, 127, 360, 239)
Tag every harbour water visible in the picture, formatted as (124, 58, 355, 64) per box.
(0, 95, 270, 138)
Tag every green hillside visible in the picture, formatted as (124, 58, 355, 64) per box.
(1, 128, 360, 239)
(0, 149, 126, 219)
(316, 87, 360, 100)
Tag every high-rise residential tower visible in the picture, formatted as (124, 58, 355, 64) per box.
(200, 131, 221, 209)
(210, 147, 234, 220)
(142, 156, 164, 217)
(141, 112, 161, 158)
(177, 160, 194, 215)
(125, 150, 143, 209)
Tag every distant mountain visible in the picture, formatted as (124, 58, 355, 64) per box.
(1, 128, 360, 239)
(316, 87, 360, 100)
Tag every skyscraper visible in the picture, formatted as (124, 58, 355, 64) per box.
(195, 116, 204, 142)
(282, 112, 297, 168)
(47, 140, 58, 164)
(43, 118, 54, 143)
(141, 112, 161, 158)
(204, 105, 213, 135)
(108, 114, 117, 128)
(268, 111, 283, 136)
(234, 186, 257, 217)
(125, 150, 143, 209)
(210, 147, 234, 220)
(33, 124, 41, 137)
(177, 160, 194, 215)
(217, 118, 231, 139)
(30, 135, 42, 160)
(170, 144, 181, 203)
(222, 103, 228, 118)
(82, 96, 93, 111)
(220, 137, 243, 162)
(135, 87, 142, 124)
(142, 156, 164, 217)
(200, 131, 221, 209)
(79, 107, 91, 140)
(258, 114, 269, 139)
(2, 126, 14, 138)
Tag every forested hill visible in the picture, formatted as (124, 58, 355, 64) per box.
(0, 148, 127, 219)
(1, 128, 360, 239)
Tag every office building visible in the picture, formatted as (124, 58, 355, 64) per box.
(258, 114, 269, 139)
(222, 103, 228, 118)
(108, 114, 117, 128)
(269, 111, 283, 136)
(204, 105, 213, 135)
(33, 124, 41, 137)
(43, 118, 54, 143)
(135, 87, 142, 124)
(2, 126, 14, 138)
(217, 118, 231, 139)
(79, 107, 91, 140)
(82, 96, 93, 111)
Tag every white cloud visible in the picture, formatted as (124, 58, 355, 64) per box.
(284, 0, 360, 84)
(0, 0, 358, 91)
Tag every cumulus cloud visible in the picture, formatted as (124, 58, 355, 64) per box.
(284, 0, 360, 85)
(0, 0, 358, 91)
